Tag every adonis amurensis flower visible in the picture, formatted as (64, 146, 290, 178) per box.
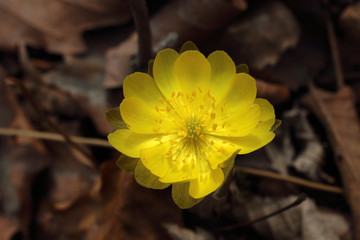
(107, 42, 278, 208)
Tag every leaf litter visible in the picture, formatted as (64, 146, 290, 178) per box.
(1, 0, 360, 239)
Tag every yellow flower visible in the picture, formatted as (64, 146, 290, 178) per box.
(107, 43, 277, 208)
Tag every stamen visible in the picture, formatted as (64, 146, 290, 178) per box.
(196, 127, 202, 135)
(212, 124, 217, 130)
(152, 127, 161, 133)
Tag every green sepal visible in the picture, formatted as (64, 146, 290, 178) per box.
(236, 64, 249, 74)
(172, 182, 204, 209)
(135, 160, 170, 189)
(271, 119, 282, 132)
(148, 59, 154, 77)
(116, 154, 138, 173)
(213, 151, 238, 199)
(105, 107, 127, 130)
(180, 41, 199, 53)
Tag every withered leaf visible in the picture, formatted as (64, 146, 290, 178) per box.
(0, 0, 131, 55)
(306, 85, 360, 238)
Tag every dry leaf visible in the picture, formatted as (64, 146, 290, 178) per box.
(0, 67, 50, 239)
(164, 224, 215, 240)
(256, 79, 291, 105)
(305, 85, 360, 239)
(104, 0, 246, 88)
(45, 143, 100, 210)
(36, 161, 182, 240)
(216, 1, 300, 71)
(0, 0, 131, 55)
(0, 215, 18, 240)
(247, 196, 350, 240)
(42, 60, 111, 135)
(339, 2, 360, 41)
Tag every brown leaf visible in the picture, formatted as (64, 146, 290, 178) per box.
(0, 215, 18, 240)
(42, 60, 112, 135)
(216, 1, 300, 71)
(36, 161, 182, 240)
(305, 85, 360, 239)
(0, 66, 50, 239)
(46, 143, 100, 210)
(0, 0, 131, 55)
(104, 0, 246, 88)
(164, 223, 215, 240)
(246, 196, 350, 240)
(256, 79, 291, 105)
(339, 2, 360, 41)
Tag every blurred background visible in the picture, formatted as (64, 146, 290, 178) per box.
(0, 0, 360, 239)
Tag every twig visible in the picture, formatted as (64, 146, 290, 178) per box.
(0, 127, 344, 195)
(218, 193, 307, 231)
(236, 166, 343, 194)
(5, 77, 98, 168)
(325, 13, 344, 89)
(125, 0, 152, 68)
(0, 128, 111, 148)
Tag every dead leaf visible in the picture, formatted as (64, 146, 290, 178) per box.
(0, 215, 18, 240)
(216, 1, 300, 71)
(45, 142, 100, 210)
(42, 59, 111, 135)
(164, 223, 215, 240)
(36, 161, 182, 240)
(247, 196, 350, 240)
(305, 85, 360, 239)
(0, 0, 131, 55)
(339, 2, 360, 41)
(104, 0, 246, 88)
(272, 106, 326, 182)
(256, 79, 291, 105)
(0, 66, 50, 239)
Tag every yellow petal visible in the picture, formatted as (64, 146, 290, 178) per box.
(213, 155, 236, 199)
(116, 154, 139, 173)
(209, 103, 260, 137)
(172, 182, 204, 209)
(135, 160, 171, 189)
(219, 73, 257, 111)
(252, 98, 276, 133)
(140, 142, 172, 177)
(239, 132, 275, 154)
(189, 167, 224, 199)
(224, 131, 275, 155)
(207, 51, 236, 99)
(175, 50, 211, 93)
(123, 72, 164, 108)
(202, 136, 239, 169)
(159, 162, 198, 183)
(159, 142, 198, 183)
(120, 97, 174, 134)
(108, 129, 159, 158)
(211, 134, 261, 151)
(153, 48, 180, 98)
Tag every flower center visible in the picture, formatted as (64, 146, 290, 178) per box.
(186, 118, 203, 139)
